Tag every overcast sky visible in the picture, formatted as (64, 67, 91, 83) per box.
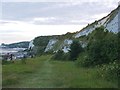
(0, 0, 119, 44)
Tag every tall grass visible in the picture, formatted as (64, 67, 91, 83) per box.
(2, 55, 118, 88)
(50, 60, 118, 88)
(2, 55, 51, 87)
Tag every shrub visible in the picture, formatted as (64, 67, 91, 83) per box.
(76, 52, 88, 67)
(86, 26, 118, 66)
(87, 40, 106, 66)
(52, 50, 64, 60)
(52, 50, 69, 61)
(69, 40, 83, 61)
(98, 61, 120, 83)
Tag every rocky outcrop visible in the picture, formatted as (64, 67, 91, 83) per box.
(44, 39, 58, 52)
(62, 39, 73, 53)
(28, 40, 34, 49)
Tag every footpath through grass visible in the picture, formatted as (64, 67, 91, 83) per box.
(2, 55, 118, 88)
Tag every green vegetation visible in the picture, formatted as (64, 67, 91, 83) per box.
(2, 4, 120, 88)
(76, 26, 119, 85)
(69, 40, 83, 61)
(2, 25, 120, 88)
(2, 55, 50, 88)
(52, 50, 69, 61)
(51, 26, 119, 87)
(33, 36, 52, 55)
(86, 26, 118, 66)
(33, 33, 75, 55)
(2, 55, 118, 88)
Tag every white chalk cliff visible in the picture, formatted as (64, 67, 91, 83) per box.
(44, 39, 58, 52)
(74, 6, 119, 38)
(29, 5, 120, 53)
(28, 40, 34, 49)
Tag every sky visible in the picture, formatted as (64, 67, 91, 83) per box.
(0, 0, 119, 44)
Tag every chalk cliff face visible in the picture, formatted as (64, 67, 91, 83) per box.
(29, 6, 119, 53)
(106, 14, 118, 33)
(28, 40, 34, 49)
(62, 39, 73, 53)
(44, 39, 58, 52)
(74, 6, 119, 38)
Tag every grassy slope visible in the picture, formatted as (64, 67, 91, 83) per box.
(2, 55, 117, 88)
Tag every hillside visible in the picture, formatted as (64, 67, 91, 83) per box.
(29, 5, 119, 55)
(1, 41, 30, 48)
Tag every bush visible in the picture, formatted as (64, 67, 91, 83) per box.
(69, 40, 83, 61)
(88, 40, 106, 66)
(87, 38, 118, 66)
(86, 26, 118, 66)
(98, 61, 120, 82)
(76, 52, 97, 67)
(52, 50, 69, 61)
(52, 50, 64, 60)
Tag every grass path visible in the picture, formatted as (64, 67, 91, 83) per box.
(3, 55, 118, 88)
(3, 55, 56, 88)
(18, 58, 56, 88)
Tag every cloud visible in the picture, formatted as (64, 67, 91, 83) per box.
(0, 1, 119, 44)
(0, 20, 83, 34)
(33, 17, 56, 21)
(0, 20, 84, 44)
(2, 1, 118, 23)
(91, 13, 110, 20)
(1, 0, 119, 3)
(31, 17, 57, 24)
(69, 19, 95, 25)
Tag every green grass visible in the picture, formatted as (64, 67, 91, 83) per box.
(2, 55, 50, 88)
(2, 55, 118, 88)
(50, 61, 118, 88)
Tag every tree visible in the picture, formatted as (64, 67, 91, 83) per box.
(69, 40, 83, 61)
(87, 26, 118, 66)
